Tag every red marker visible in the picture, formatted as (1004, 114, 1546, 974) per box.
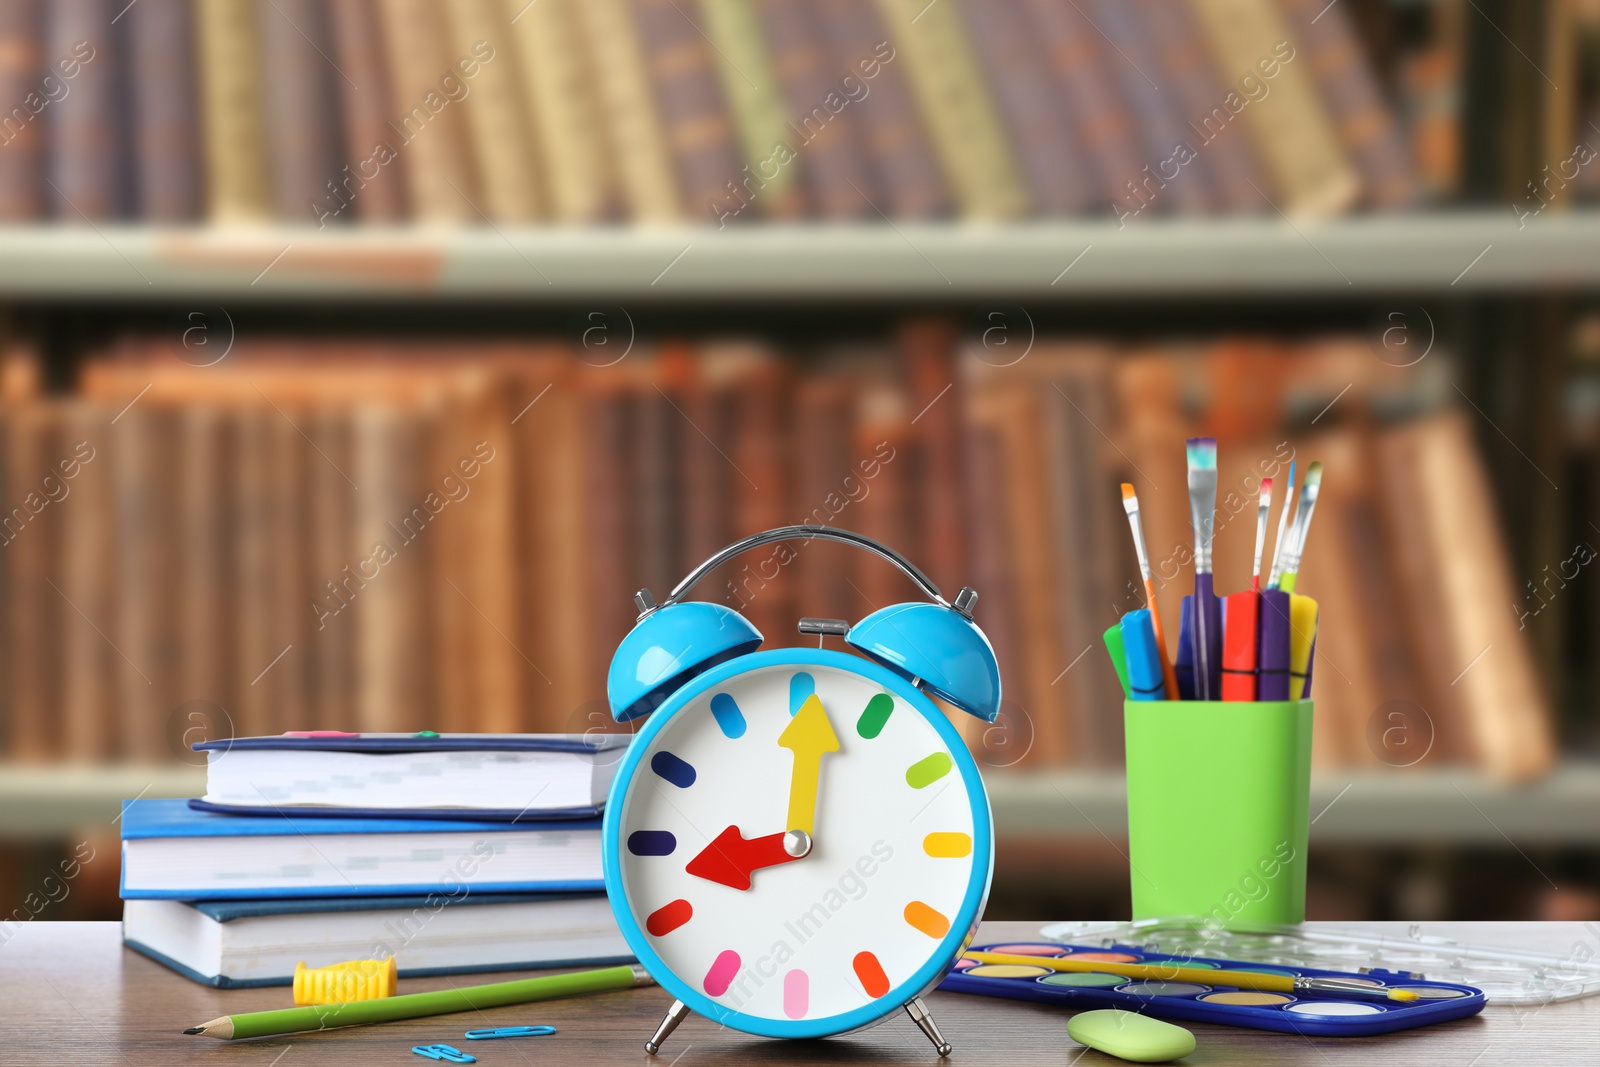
(1222, 477, 1273, 701)
(1221, 592, 1261, 701)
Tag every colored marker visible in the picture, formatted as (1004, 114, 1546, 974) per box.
(1221, 592, 1261, 701)
(1120, 609, 1165, 701)
(1104, 621, 1132, 699)
(1288, 594, 1319, 700)
(1175, 596, 1196, 701)
(1222, 477, 1274, 702)
(1257, 590, 1292, 701)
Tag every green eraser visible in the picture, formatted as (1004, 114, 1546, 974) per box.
(1067, 1009, 1195, 1063)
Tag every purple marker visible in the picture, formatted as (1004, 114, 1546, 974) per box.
(1257, 590, 1292, 701)
(1176, 595, 1197, 701)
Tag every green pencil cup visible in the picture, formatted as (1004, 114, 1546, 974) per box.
(1123, 699, 1312, 924)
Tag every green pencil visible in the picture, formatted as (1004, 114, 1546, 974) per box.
(183, 964, 654, 1039)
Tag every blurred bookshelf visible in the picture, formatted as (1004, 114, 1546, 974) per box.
(2, 213, 1600, 299)
(7, 764, 1600, 845)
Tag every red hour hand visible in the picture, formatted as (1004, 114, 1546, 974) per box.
(685, 826, 804, 890)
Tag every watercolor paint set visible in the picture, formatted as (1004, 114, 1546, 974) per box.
(1040, 918, 1600, 1005)
(940, 941, 1485, 1036)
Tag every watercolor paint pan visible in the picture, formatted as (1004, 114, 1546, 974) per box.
(939, 942, 1485, 1037)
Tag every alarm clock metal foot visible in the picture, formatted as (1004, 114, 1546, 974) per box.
(904, 996, 953, 1057)
(644, 999, 690, 1055)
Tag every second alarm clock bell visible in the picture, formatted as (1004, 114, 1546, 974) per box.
(601, 526, 1001, 1056)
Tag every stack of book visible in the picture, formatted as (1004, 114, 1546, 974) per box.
(119, 732, 631, 987)
(0, 0, 1429, 226)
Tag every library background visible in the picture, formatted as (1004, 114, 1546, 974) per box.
(2, 0, 1599, 925)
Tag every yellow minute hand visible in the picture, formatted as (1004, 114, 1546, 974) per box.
(777, 694, 840, 836)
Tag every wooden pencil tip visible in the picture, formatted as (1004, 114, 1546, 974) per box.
(183, 1017, 231, 1037)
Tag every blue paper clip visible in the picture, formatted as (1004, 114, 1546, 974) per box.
(412, 1045, 475, 1063)
(464, 1026, 557, 1040)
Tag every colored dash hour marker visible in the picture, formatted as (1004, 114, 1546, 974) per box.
(905, 752, 952, 789)
(783, 969, 809, 1018)
(923, 832, 972, 858)
(853, 951, 890, 998)
(789, 672, 815, 716)
(650, 750, 696, 789)
(646, 899, 692, 937)
(703, 950, 740, 996)
(627, 830, 676, 857)
(904, 901, 950, 938)
(709, 693, 746, 739)
(856, 693, 893, 739)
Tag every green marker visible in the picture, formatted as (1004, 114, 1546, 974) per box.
(1103, 621, 1132, 699)
(184, 965, 653, 1040)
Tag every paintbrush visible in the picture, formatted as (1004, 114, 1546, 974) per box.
(1185, 438, 1220, 700)
(961, 952, 1421, 1002)
(1267, 461, 1298, 589)
(1277, 461, 1323, 594)
(1120, 483, 1178, 700)
(1252, 477, 1273, 592)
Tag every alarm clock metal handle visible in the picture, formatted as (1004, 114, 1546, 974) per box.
(662, 525, 946, 607)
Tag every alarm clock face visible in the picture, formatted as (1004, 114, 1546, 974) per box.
(603, 649, 992, 1039)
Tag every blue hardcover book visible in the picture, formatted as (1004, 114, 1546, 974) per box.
(120, 798, 602, 900)
(122, 892, 631, 988)
(190, 732, 628, 821)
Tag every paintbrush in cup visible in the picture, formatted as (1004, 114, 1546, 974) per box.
(1185, 438, 1220, 700)
(1120, 483, 1178, 700)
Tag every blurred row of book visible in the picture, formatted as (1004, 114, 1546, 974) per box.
(0, 0, 1543, 227)
(0, 328, 1554, 781)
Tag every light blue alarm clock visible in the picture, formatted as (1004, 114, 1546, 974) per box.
(602, 526, 1000, 1057)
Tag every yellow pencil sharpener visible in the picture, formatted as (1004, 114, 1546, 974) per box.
(292, 957, 399, 1005)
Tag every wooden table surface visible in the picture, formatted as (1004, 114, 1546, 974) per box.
(2, 921, 1596, 1065)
